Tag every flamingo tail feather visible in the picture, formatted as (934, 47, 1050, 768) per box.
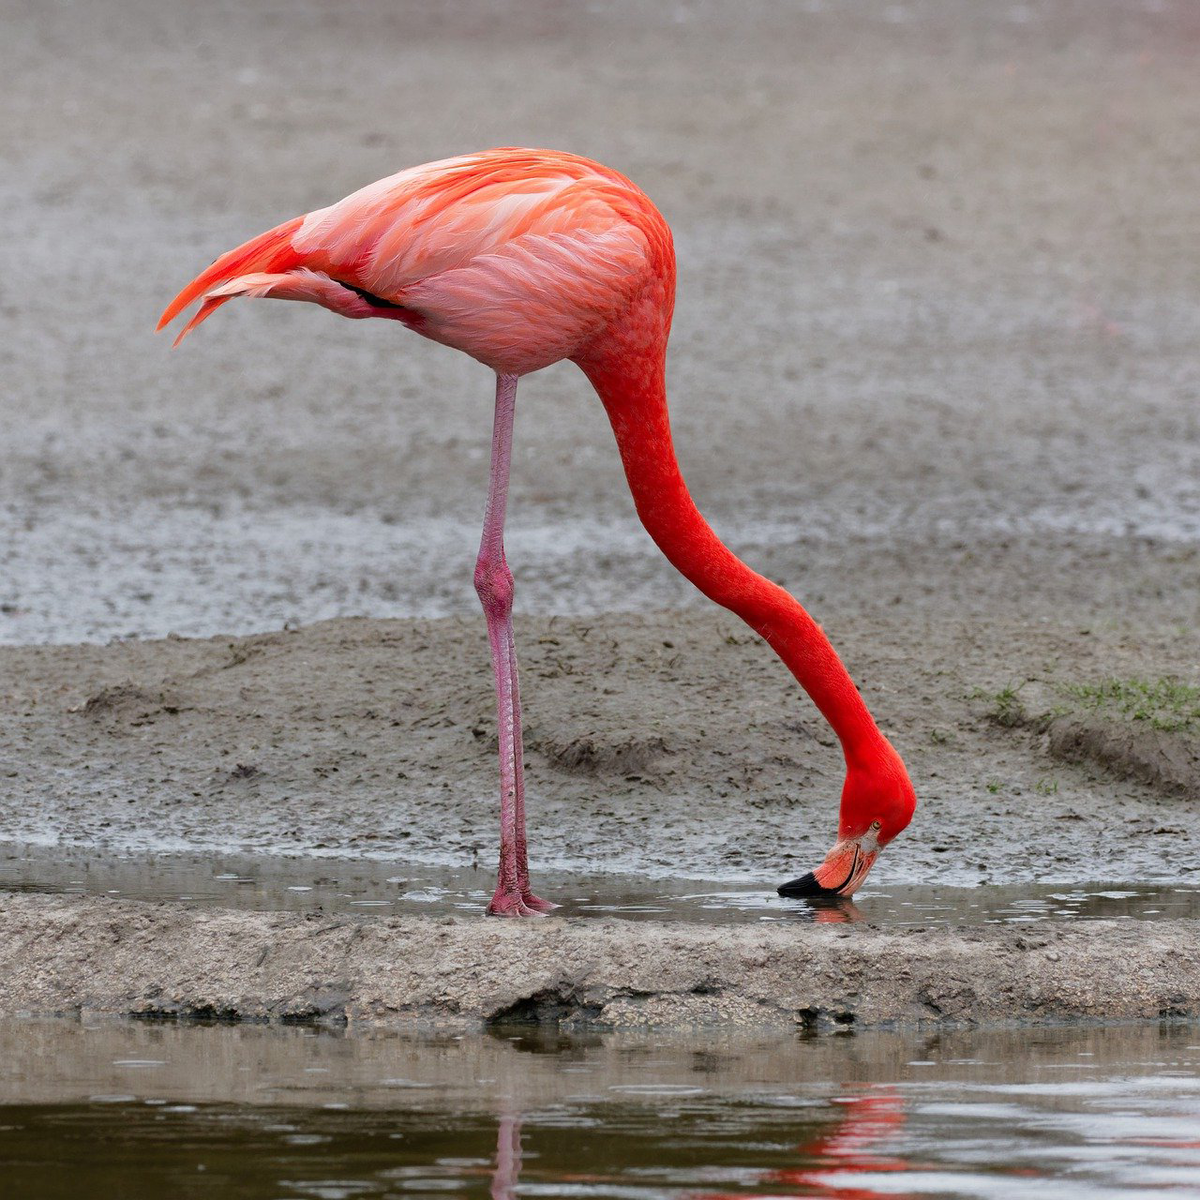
(157, 214, 306, 335)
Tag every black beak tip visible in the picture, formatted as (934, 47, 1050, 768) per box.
(777, 871, 840, 899)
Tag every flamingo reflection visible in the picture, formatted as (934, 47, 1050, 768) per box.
(689, 1091, 906, 1199)
(487, 1089, 906, 1199)
(761, 1092, 908, 1199)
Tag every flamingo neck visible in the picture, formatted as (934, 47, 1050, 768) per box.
(578, 345, 886, 769)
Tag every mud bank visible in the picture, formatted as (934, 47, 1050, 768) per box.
(2, 893, 1198, 1031)
(3, 613, 1200, 888)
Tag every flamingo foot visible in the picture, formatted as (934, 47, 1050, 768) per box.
(487, 887, 558, 917)
(519, 891, 559, 914)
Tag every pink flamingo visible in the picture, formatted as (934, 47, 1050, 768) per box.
(159, 148, 916, 916)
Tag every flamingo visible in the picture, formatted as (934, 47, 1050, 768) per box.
(158, 147, 916, 916)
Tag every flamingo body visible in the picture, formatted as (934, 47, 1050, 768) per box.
(161, 149, 672, 377)
(160, 147, 916, 914)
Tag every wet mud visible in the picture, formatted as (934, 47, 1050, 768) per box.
(2, 893, 1199, 1031)
(2, 613, 1200, 888)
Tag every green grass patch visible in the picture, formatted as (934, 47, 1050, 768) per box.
(985, 684, 1027, 728)
(1061, 677, 1200, 733)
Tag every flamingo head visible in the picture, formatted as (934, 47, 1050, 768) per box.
(778, 744, 916, 899)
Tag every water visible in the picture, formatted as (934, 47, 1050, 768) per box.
(7, 846, 1199, 1196)
(4, 843, 1200, 926)
(3, 1019, 1200, 1198)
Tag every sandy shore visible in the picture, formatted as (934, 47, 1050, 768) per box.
(4, 893, 1198, 1030)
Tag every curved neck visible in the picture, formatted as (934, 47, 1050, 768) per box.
(579, 347, 885, 767)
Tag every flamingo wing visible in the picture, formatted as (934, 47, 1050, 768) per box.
(159, 148, 667, 373)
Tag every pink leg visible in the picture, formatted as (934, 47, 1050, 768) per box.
(475, 373, 556, 917)
(505, 625, 554, 912)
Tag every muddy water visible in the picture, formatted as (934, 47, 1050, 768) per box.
(3, 1020, 1200, 1199)
(4, 843, 1199, 927)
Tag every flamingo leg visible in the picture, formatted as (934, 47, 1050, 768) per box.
(475, 373, 556, 917)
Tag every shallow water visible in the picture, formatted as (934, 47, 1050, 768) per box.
(3, 1019, 1200, 1199)
(3, 843, 1199, 927)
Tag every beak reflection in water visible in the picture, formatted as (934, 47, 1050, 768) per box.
(802, 895, 865, 924)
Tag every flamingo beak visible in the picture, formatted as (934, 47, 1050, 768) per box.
(777, 836, 879, 899)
